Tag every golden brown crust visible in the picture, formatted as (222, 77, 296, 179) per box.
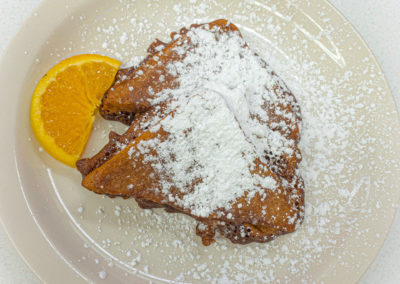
(77, 100, 173, 176)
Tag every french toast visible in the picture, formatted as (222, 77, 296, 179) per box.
(78, 19, 305, 245)
(82, 94, 304, 245)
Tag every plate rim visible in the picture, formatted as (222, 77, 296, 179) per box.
(0, 0, 399, 283)
(0, 1, 89, 283)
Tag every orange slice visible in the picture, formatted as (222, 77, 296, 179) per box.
(30, 54, 121, 167)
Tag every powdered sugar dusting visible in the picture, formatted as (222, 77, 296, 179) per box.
(131, 24, 299, 218)
(139, 92, 278, 217)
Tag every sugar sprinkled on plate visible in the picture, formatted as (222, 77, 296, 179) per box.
(49, 0, 400, 282)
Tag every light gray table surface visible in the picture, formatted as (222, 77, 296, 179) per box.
(0, 0, 399, 283)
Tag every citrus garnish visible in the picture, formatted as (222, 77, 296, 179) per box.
(30, 54, 121, 167)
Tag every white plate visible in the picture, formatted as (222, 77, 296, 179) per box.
(1, 0, 400, 283)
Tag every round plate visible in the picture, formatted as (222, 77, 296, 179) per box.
(1, 0, 400, 283)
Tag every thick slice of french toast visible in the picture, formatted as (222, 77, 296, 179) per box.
(78, 19, 305, 245)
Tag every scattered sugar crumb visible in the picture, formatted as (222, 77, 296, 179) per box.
(98, 270, 107, 279)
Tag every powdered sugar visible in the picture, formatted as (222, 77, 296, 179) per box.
(163, 26, 299, 159)
(128, 24, 300, 217)
(139, 92, 277, 217)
